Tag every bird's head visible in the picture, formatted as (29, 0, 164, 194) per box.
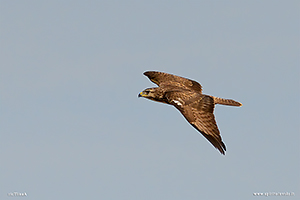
(138, 87, 165, 103)
(138, 88, 157, 98)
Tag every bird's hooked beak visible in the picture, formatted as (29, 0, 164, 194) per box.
(138, 91, 144, 98)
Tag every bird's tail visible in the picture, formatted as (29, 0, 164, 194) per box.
(213, 96, 242, 107)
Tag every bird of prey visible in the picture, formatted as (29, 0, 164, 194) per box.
(138, 71, 242, 155)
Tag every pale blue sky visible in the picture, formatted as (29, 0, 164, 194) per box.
(1, 1, 299, 200)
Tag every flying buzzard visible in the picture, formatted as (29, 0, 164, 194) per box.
(138, 71, 242, 155)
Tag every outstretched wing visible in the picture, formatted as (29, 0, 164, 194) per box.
(189, 110, 226, 155)
(167, 92, 226, 154)
(144, 71, 202, 93)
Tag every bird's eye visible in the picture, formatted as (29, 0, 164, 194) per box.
(145, 90, 150, 94)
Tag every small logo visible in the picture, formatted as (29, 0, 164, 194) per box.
(7, 192, 27, 197)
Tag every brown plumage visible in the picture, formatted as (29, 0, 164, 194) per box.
(138, 71, 242, 155)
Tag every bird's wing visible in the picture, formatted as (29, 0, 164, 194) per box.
(144, 71, 202, 93)
(189, 109, 226, 155)
(166, 92, 226, 155)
